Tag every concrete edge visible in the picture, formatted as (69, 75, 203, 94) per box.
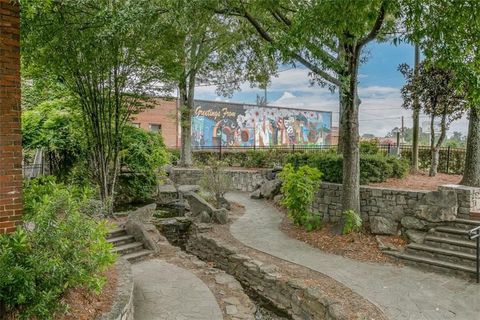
(97, 258, 134, 320)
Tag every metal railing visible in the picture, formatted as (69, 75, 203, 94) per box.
(468, 225, 480, 283)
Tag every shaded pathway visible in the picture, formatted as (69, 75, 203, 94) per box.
(132, 259, 223, 320)
(227, 192, 480, 320)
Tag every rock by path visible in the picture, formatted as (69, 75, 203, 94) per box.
(227, 192, 480, 320)
(132, 259, 223, 320)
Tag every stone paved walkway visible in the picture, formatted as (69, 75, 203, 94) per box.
(132, 259, 223, 320)
(227, 192, 480, 320)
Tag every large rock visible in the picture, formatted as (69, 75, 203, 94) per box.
(157, 184, 178, 205)
(218, 196, 231, 210)
(129, 203, 157, 223)
(178, 185, 200, 195)
(250, 189, 261, 199)
(259, 179, 282, 199)
(213, 208, 229, 224)
(415, 190, 458, 222)
(405, 230, 426, 244)
(199, 211, 212, 223)
(370, 216, 398, 235)
(401, 216, 428, 230)
(183, 191, 216, 216)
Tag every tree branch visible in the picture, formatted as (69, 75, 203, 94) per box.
(357, 1, 387, 49)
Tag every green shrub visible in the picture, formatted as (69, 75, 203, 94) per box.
(117, 125, 170, 204)
(0, 180, 116, 319)
(279, 164, 322, 231)
(360, 140, 380, 155)
(386, 156, 409, 178)
(360, 154, 393, 183)
(342, 210, 362, 234)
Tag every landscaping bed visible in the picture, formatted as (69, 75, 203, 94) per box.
(369, 172, 462, 191)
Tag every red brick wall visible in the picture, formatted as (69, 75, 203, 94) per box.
(0, 0, 22, 234)
(132, 97, 180, 148)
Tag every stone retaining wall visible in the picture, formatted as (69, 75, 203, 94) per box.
(187, 232, 383, 320)
(312, 182, 428, 223)
(98, 258, 134, 320)
(172, 168, 267, 192)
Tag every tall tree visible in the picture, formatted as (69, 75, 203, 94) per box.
(161, 0, 274, 166)
(404, 0, 480, 186)
(21, 0, 169, 211)
(411, 44, 420, 172)
(221, 0, 400, 215)
(399, 62, 465, 176)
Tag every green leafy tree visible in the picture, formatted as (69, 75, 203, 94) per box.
(403, 0, 480, 186)
(222, 0, 401, 218)
(21, 0, 170, 212)
(399, 62, 465, 176)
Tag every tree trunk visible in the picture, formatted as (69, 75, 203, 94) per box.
(341, 46, 361, 214)
(429, 148, 439, 176)
(337, 84, 347, 154)
(461, 107, 480, 186)
(179, 80, 193, 167)
(411, 45, 420, 172)
(430, 109, 447, 177)
(428, 114, 436, 176)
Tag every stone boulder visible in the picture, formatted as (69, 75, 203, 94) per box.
(177, 184, 200, 195)
(250, 189, 261, 199)
(213, 208, 229, 224)
(199, 211, 212, 223)
(183, 192, 216, 216)
(251, 179, 283, 200)
(401, 216, 428, 230)
(218, 196, 231, 210)
(405, 229, 426, 244)
(370, 216, 398, 235)
(415, 190, 458, 222)
(129, 203, 157, 223)
(157, 184, 178, 205)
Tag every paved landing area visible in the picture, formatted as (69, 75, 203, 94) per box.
(132, 259, 223, 320)
(227, 192, 480, 320)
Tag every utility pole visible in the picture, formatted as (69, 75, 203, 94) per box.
(401, 116, 404, 144)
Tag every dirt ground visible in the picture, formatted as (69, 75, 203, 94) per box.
(56, 266, 118, 320)
(369, 172, 462, 190)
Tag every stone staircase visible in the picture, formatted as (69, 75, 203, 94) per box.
(388, 218, 480, 278)
(107, 227, 153, 262)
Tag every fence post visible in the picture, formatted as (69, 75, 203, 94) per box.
(292, 144, 295, 152)
(387, 143, 391, 155)
(219, 142, 222, 161)
(446, 146, 451, 174)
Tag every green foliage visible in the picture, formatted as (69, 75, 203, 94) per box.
(342, 210, 362, 235)
(287, 152, 409, 184)
(0, 179, 116, 319)
(360, 140, 380, 155)
(117, 126, 170, 204)
(279, 164, 322, 231)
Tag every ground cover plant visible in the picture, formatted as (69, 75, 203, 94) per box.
(0, 177, 116, 319)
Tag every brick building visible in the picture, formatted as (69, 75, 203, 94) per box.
(131, 97, 181, 148)
(0, 1, 22, 234)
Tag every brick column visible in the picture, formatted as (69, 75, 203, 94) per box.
(0, 0, 22, 234)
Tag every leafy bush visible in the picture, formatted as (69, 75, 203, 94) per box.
(199, 161, 232, 208)
(286, 151, 409, 184)
(117, 125, 170, 204)
(0, 179, 116, 319)
(342, 210, 362, 234)
(279, 164, 323, 231)
(360, 140, 380, 155)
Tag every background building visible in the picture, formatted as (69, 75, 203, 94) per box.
(133, 98, 333, 148)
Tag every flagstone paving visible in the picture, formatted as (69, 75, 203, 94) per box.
(132, 259, 223, 320)
(227, 192, 480, 320)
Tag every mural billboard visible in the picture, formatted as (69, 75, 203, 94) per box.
(191, 100, 332, 147)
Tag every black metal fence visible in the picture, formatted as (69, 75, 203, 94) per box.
(184, 144, 466, 174)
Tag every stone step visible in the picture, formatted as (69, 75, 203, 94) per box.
(433, 226, 471, 240)
(107, 227, 127, 239)
(107, 234, 136, 247)
(387, 251, 476, 278)
(122, 249, 153, 262)
(452, 218, 480, 230)
(424, 235, 477, 254)
(112, 242, 144, 255)
(405, 243, 478, 268)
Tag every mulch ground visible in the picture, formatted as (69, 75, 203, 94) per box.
(280, 217, 406, 264)
(55, 266, 118, 320)
(369, 172, 462, 190)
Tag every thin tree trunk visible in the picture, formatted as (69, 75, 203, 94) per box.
(411, 45, 420, 172)
(179, 79, 192, 167)
(341, 46, 361, 214)
(461, 107, 480, 186)
(430, 110, 447, 177)
(337, 84, 346, 154)
(429, 114, 436, 176)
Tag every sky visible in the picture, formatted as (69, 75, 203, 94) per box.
(194, 42, 469, 138)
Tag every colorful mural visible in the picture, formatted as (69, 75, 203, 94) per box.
(191, 100, 332, 147)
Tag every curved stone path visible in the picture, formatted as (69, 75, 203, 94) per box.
(227, 192, 480, 320)
(132, 259, 223, 320)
